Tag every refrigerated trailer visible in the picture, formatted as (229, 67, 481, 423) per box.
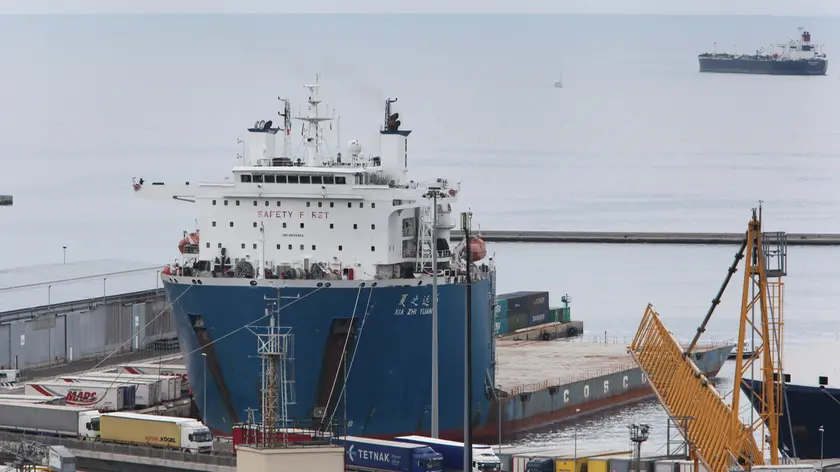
(0, 402, 99, 438)
(117, 363, 189, 391)
(0, 394, 65, 405)
(83, 372, 180, 400)
(56, 376, 161, 407)
(25, 381, 136, 410)
(99, 412, 212, 453)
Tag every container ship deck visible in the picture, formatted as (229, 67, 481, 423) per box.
(484, 340, 734, 441)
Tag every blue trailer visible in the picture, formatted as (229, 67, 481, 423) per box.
(394, 436, 501, 472)
(337, 436, 444, 472)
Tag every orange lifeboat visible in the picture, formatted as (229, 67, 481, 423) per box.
(178, 232, 200, 254)
(467, 237, 487, 262)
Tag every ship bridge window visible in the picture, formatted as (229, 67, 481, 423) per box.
(300, 175, 311, 184)
(264, 175, 276, 183)
(371, 202, 376, 208)
(312, 175, 323, 184)
(212, 221, 216, 227)
(240, 174, 252, 183)
(224, 200, 229, 206)
(306, 202, 311, 207)
(288, 175, 299, 184)
(276, 201, 281, 207)
(264, 201, 269, 207)
(359, 202, 364, 208)
(236, 200, 241, 206)
(276, 175, 287, 184)
(212, 200, 217, 205)
(253, 175, 264, 183)
(347, 202, 352, 208)
(335, 176, 346, 185)
(323, 175, 335, 185)
(253, 201, 257, 207)
(276, 244, 281, 249)
(330, 202, 334, 208)
(318, 202, 322, 208)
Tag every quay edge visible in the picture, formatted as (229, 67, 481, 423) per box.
(451, 230, 840, 246)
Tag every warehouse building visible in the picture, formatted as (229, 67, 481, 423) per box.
(0, 259, 175, 372)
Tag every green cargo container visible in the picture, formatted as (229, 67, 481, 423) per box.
(505, 312, 530, 332)
(561, 306, 571, 323)
(548, 308, 561, 322)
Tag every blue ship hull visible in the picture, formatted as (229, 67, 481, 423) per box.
(747, 379, 838, 459)
(163, 277, 496, 440)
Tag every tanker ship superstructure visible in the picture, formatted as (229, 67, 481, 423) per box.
(133, 76, 495, 440)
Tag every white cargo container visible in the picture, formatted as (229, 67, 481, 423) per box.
(25, 381, 135, 410)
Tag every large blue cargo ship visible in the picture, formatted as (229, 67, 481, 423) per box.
(135, 76, 497, 440)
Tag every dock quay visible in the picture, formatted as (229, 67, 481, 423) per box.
(490, 340, 734, 440)
(452, 230, 840, 246)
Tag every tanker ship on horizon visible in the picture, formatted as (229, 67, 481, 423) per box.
(698, 27, 827, 76)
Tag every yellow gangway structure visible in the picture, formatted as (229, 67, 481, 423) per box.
(629, 206, 786, 472)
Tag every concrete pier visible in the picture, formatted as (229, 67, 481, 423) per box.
(452, 230, 840, 246)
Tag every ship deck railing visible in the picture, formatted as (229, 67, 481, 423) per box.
(506, 362, 638, 396)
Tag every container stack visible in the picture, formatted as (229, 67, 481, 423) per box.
(494, 291, 550, 336)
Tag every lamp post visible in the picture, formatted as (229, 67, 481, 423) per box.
(574, 408, 580, 472)
(425, 186, 441, 438)
(201, 352, 208, 423)
(820, 425, 825, 471)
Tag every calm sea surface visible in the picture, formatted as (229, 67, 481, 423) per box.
(1, 13, 839, 454)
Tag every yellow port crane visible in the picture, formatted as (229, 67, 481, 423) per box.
(629, 206, 787, 472)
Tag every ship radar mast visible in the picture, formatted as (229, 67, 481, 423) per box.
(277, 97, 292, 159)
(295, 74, 333, 166)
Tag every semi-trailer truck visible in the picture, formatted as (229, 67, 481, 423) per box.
(0, 402, 99, 438)
(394, 436, 502, 472)
(99, 412, 213, 453)
(337, 436, 444, 472)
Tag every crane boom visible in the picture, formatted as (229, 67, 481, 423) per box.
(629, 206, 786, 471)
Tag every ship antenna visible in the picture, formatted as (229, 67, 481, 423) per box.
(384, 97, 397, 130)
(277, 97, 292, 158)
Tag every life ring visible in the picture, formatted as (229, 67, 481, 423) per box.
(567, 326, 579, 337)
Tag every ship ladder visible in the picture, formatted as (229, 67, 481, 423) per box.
(629, 305, 761, 472)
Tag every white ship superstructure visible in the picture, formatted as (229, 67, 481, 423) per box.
(134, 76, 486, 282)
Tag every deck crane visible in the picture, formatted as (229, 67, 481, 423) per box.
(629, 206, 787, 472)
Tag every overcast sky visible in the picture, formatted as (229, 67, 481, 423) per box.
(2, 0, 839, 16)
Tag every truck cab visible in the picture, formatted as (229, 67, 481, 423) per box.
(393, 436, 501, 472)
(473, 446, 502, 472)
(80, 410, 101, 439)
(183, 421, 214, 452)
(526, 458, 554, 472)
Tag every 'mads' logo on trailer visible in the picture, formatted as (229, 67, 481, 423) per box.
(66, 390, 99, 406)
(346, 445, 403, 468)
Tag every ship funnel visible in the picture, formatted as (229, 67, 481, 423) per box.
(803, 31, 811, 43)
